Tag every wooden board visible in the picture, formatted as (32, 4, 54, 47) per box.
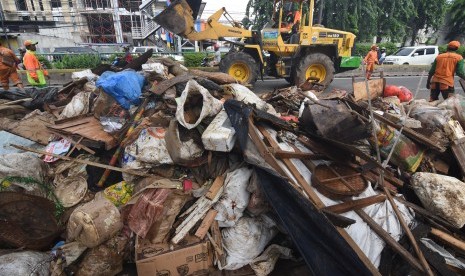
(195, 209, 218, 239)
(206, 176, 225, 200)
(48, 116, 117, 150)
(353, 78, 385, 101)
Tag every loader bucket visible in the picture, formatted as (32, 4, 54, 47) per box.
(154, 0, 201, 37)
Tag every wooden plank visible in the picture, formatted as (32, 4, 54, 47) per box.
(206, 176, 225, 200)
(370, 105, 445, 152)
(353, 78, 385, 101)
(210, 220, 225, 266)
(50, 117, 93, 130)
(431, 228, 465, 255)
(394, 197, 460, 232)
(10, 144, 151, 177)
(151, 74, 193, 95)
(258, 125, 324, 208)
(259, 126, 381, 275)
(195, 209, 218, 239)
(355, 209, 424, 273)
(271, 148, 321, 159)
(324, 195, 386, 214)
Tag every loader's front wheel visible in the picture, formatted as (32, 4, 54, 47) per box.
(220, 52, 258, 84)
(294, 53, 334, 86)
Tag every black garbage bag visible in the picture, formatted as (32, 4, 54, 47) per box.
(0, 87, 59, 110)
(255, 168, 372, 276)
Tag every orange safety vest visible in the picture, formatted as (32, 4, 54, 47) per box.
(431, 52, 463, 87)
(23, 50, 48, 80)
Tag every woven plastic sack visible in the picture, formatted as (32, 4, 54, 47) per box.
(175, 80, 222, 129)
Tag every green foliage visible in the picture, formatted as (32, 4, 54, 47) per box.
(447, 0, 465, 40)
(245, 0, 274, 30)
(438, 45, 465, 57)
(54, 54, 101, 69)
(106, 53, 124, 64)
(37, 55, 52, 70)
(183, 52, 207, 67)
(353, 42, 398, 57)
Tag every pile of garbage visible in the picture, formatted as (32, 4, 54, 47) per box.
(1, 56, 465, 276)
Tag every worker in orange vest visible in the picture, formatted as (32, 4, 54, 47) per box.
(363, 44, 379, 80)
(23, 40, 49, 87)
(0, 42, 23, 90)
(427, 40, 465, 101)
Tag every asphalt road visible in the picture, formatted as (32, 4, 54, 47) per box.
(253, 76, 465, 100)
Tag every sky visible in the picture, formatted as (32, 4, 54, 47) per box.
(201, 0, 249, 21)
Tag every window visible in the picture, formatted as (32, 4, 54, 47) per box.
(426, 48, 436, 55)
(53, 15, 64, 22)
(68, 0, 73, 7)
(22, 16, 31, 21)
(84, 0, 109, 9)
(414, 49, 425, 56)
(15, 0, 28, 11)
(39, 0, 44, 10)
(50, 0, 62, 8)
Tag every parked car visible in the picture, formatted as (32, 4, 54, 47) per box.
(132, 46, 184, 62)
(383, 46, 438, 65)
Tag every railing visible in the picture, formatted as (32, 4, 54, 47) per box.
(132, 20, 159, 39)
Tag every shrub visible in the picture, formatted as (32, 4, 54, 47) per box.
(54, 54, 102, 69)
(439, 45, 465, 57)
(37, 55, 52, 70)
(183, 52, 207, 67)
(353, 42, 398, 58)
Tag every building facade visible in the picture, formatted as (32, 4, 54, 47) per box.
(0, 0, 166, 48)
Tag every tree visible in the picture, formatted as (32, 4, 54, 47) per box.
(406, 0, 446, 45)
(245, 0, 274, 30)
(447, 0, 465, 40)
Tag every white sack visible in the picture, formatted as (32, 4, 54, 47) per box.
(59, 92, 92, 119)
(222, 83, 279, 116)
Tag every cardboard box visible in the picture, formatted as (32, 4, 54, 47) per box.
(136, 236, 213, 276)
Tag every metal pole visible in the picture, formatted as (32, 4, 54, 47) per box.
(0, 1, 11, 48)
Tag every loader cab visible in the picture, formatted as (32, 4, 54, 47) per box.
(262, 0, 309, 50)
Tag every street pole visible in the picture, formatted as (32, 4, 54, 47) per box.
(0, 1, 11, 48)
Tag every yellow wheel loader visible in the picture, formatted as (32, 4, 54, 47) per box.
(155, 0, 361, 86)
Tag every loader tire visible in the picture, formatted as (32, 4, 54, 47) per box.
(220, 51, 258, 85)
(294, 53, 334, 86)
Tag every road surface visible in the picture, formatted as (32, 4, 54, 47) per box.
(253, 76, 465, 100)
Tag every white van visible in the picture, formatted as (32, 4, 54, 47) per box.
(384, 46, 438, 65)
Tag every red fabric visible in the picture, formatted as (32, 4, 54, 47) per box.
(127, 189, 171, 238)
(384, 85, 401, 97)
(398, 86, 413, 102)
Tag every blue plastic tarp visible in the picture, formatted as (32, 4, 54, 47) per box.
(96, 70, 144, 109)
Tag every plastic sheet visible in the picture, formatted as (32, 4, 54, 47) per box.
(96, 70, 144, 109)
(214, 167, 253, 227)
(58, 92, 92, 119)
(220, 215, 277, 270)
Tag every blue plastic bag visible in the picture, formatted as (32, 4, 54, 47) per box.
(96, 70, 145, 109)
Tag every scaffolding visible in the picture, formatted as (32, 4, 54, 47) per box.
(77, 0, 143, 44)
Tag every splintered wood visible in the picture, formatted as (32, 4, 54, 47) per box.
(171, 177, 224, 244)
(195, 209, 218, 239)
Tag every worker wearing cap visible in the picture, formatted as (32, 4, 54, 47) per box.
(23, 40, 49, 86)
(0, 42, 23, 90)
(363, 44, 379, 80)
(427, 41, 465, 101)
